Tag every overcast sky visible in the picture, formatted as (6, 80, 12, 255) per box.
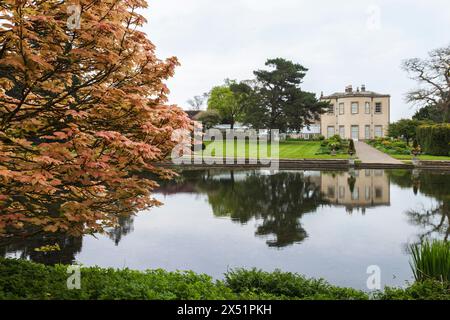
(144, 0, 450, 121)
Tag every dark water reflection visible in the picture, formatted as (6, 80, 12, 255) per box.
(1, 169, 449, 289)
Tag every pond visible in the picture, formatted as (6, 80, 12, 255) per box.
(1, 169, 449, 290)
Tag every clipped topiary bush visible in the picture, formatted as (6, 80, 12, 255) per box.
(416, 124, 450, 156)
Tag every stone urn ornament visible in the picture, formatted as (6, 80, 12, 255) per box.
(411, 140, 421, 166)
(330, 143, 338, 156)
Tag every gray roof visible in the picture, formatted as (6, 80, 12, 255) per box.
(322, 91, 390, 99)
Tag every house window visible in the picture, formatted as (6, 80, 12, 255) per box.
(374, 125, 383, 138)
(351, 102, 359, 114)
(339, 126, 345, 139)
(351, 125, 359, 140)
(365, 102, 371, 114)
(365, 125, 371, 139)
(339, 103, 345, 115)
(327, 126, 335, 138)
(375, 102, 382, 113)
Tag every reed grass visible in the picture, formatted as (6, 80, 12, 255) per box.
(410, 240, 450, 282)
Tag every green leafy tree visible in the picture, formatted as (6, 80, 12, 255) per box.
(284, 91, 329, 132)
(388, 119, 426, 144)
(207, 81, 244, 129)
(231, 81, 266, 129)
(195, 110, 221, 129)
(413, 105, 447, 123)
(243, 58, 328, 133)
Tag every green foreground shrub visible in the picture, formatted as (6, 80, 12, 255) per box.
(416, 124, 450, 156)
(1, 258, 449, 300)
(0, 258, 234, 300)
(225, 269, 368, 300)
(376, 281, 450, 300)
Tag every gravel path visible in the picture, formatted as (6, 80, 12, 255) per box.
(355, 141, 404, 164)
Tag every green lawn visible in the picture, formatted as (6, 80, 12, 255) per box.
(391, 154, 450, 161)
(200, 140, 349, 160)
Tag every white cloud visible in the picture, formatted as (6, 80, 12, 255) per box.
(144, 0, 450, 121)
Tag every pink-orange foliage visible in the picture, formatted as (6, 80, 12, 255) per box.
(0, 1, 190, 236)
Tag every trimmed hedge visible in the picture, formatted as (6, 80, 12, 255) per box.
(416, 124, 450, 156)
(1, 258, 449, 300)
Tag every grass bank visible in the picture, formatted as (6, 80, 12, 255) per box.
(201, 141, 349, 160)
(391, 154, 450, 161)
(1, 258, 449, 300)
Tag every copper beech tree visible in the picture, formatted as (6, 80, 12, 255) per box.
(0, 1, 191, 237)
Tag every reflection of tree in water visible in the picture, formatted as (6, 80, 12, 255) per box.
(389, 170, 450, 242)
(0, 214, 136, 264)
(0, 232, 82, 265)
(159, 170, 328, 248)
(407, 205, 449, 242)
(106, 216, 135, 246)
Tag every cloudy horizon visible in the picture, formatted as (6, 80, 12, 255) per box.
(145, 0, 450, 121)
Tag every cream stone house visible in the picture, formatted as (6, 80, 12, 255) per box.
(320, 85, 390, 140)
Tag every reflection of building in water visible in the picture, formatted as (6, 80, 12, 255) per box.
(321, 170, 390, 214)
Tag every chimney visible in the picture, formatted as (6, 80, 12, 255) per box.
(345, 85, 353, 93)
(361, 84, 366, 92)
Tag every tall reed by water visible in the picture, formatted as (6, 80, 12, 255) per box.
(410, 240, 450, 282)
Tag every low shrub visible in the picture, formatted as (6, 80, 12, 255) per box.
(381, 140, 392, 147)
(1, 258, 449, 300)
(392, 141, 408, 149)
(368, 138, 413, 156)
(0, 258, 235, 300)
(376, 280, 450, 300)
(393, 148, 411, 155)
(316, 136, 349, 155)
(224, 269, 368, 300)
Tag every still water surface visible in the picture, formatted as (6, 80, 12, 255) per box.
(2, 169, 449, 290)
